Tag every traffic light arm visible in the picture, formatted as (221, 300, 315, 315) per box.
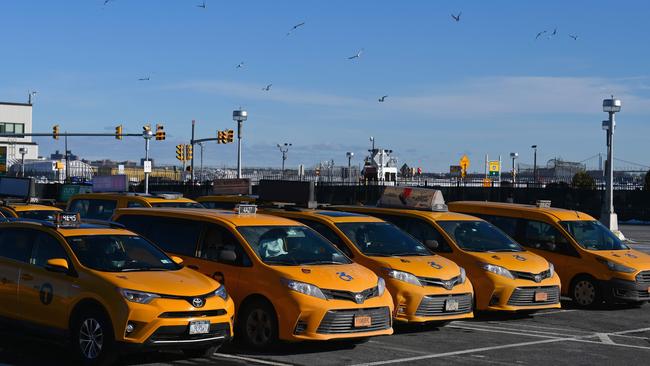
(0, 132, 145, 137)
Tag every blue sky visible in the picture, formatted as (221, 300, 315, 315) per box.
(2, 0, 650, 172)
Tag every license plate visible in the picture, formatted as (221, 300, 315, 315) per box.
(189, 320, 210, 335)
(647, 286, 650, 293)
(535, 292, 548, 302)
(354, 315, 372, 327)
(445, 299, 459, 312)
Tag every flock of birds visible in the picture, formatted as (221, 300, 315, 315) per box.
(111, 0, 579, 105)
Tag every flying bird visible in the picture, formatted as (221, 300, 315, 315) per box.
(569, 34, 578, 40)
(378, 95, 388, 102)
(451, 12, 462, 22)
(138, 76, 150, 81)
(535, 30, 547, 40)
(286, 22, 305, 36)
(347, 49, 364, 60)
(551, 28, 557, 36)
(196, 1, 206, 8)
(262, 84, 272, 91)
(103, 0, 113, 5)
(236, 61, 245, 69)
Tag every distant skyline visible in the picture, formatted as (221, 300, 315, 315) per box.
(1, 0, 650, 172)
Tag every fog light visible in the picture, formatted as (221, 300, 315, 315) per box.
(489, 294, 500, 306)
(126, 322, 136, 334)
(397, 305, 407, 315)
(294, 320, 308, 335)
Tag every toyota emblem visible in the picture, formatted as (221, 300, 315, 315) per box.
(192, 297, 205, 308)
(534, 275, 542, 283)
(443, 280, 454, 290)
(354, 293, 365, 304)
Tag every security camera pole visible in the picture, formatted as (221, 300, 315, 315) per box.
(233, 109, 248, 178)
(601, 96, 621, 232)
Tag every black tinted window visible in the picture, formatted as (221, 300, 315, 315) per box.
(31, 231, 69, 267)
(200, 224, 251, 266)
(201, 202, 237, 209)
(0, 228, 33, 263)
(114, 215, 152, 237)
(69, 199, 117, 220)
(374, 214, 453, 252)
(294, 219, 351, 256)
(521, 220, 576, 256)
(476, 214, 519, 239)
(131, 216, 202, 256)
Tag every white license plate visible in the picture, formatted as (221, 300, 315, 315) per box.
(445, 299, 459, 312)
(189, 320, 210, 335)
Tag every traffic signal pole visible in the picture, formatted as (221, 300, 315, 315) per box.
(190, 120, 195, 182)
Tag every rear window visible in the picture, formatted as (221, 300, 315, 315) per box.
(69, 199, 117, 220)
(116, 215, 202, 256)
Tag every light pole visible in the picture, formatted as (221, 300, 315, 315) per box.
(369, 136, 375, 152)
(19, 147, 27, 177)
(142, 125, 154, 194)
(198, 142, 205, 182)
(510, 152, 518, 184)
(346, 152, 354, 184)
(601, 96, 621, 232)
(277, 143, 291, 179)
(531, 145, 538, 183)
(233, 109, 248, 179)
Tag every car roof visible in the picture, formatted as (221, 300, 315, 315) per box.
(8, 204, 62, 212)
(71, 193, 196, 203)
(114, 207, 303, 227)
(0, 221, 136, 237)
(263, 207, 384, 224)
(448, 201, 595, 221)
(332, 205, 481, 221)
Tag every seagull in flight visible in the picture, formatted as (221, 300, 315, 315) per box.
(262, 84, 272, 91)
(196, 1, 206, 9)
(451, 12, 462, 22)
(236, 61, 245, 69)
(551, 28, 557, 36)
(535, 30, 547, 40)
(378, 95, 388, 102)
(347, 49, 364, 60)
(103, 0, 113, 5)
(138, 76, 150, 81)
(569, 34, 579, 40)
(286, 22, 305, 36)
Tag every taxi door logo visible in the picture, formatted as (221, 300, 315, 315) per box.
(513, 255, 527, 262)
(624, 252, 638, 259)
(337, 272, 353, 281)
(192, 297, 205, 308)
(429, 261, 443, 269)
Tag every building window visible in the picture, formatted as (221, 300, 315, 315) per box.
(0, 122, 25, 135)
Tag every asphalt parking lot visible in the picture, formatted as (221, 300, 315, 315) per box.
(1, 225, 649, 366)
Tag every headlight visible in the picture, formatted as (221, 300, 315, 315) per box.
(377, 277, 386, 296)
(214, 285, 228, 300)
(118, 288, 160, 304)
(282, 279, 327, 300)
(478, 262, 515, 279)
(459, 267, 467, 284)
(548, 262, 555, 278)
(385, 269, 422, 286)
(597, 258, 636, 273)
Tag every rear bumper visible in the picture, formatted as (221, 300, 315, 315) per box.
(602, 278, 650, 303)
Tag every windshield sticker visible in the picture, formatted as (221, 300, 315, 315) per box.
(286, 229, 306, 238)
(160, 259, 172, 264)
(337, 272, 353, 281)
(429, 261, 443, 269)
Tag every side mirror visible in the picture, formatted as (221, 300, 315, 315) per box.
(425, 240, 439, 250)
(170, 256, 184, 265)
(45, 258, 69, 273)
(219, 250, 237, 263)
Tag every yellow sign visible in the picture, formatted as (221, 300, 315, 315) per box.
(55, 162, 64, 170)
(488, 160, 500, 177)
(459, 155, 470, 170)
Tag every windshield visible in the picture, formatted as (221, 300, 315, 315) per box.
(150, 202, 204, 208)
(560, 220, 628, 250)
(237, 226, 351, 266)
(336, 222, 431, 257)
(17, 210, 60, 221)
(67, 235, 181, 272)
(438, 220, 523, 252)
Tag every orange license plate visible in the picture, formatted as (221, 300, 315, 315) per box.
(647, 286, 650, 293)
(535, 292, 548, 302)
(354, 315, 372, 327)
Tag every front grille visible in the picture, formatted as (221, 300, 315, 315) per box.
(415, 293, 473, 317)
(159, 290, 217, 307)
(507, 286, 560, 306)
(511, 269, 552, 283)
(159, 309, 227, 318)
(636, 271, 650, 285)
(320, 287, 379, 304)
(417, 274, 463, 289)
(148, 322, 230, 343)
(316, 307, 391, 334)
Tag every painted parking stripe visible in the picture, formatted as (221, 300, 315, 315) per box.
(213, 353, 294, 366)
(447, 324, 562, 339)
(530, 309, 577, 316)
(365, 340, 430, 355)
(570, 338, 650, 351)
(485, 322, 593, 334)
(456, 322, 587, 337)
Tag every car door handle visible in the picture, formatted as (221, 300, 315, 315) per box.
(187, 265, 199, 270)
(21, 273, 34, 281)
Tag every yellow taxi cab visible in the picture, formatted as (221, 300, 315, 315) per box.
(67, 192, 203, 220)
(0, 213, 234, 365)
(197, 195, 257, 210)
(111, 205, 394, 349)
(260, 206, 474, 323)
(449, 200, 650, 307)
(0, 199, 62, 221)
(334, 187, 562, 312)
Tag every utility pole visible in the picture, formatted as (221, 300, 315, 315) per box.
(142, 125, 154, 194)
(531, 145, 538, 183)
(233, 109, 248, 179)
(190, 120, 195, 182)
(346, 152, 354, 184)
(601, 96, 622, 233)
(277, 143, 291, 179)
(65, 132, 69, 182)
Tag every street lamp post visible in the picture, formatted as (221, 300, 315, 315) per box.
(233, 109, 248, 179)
(510, 152, 518, 184)
(601, 96, 622, 232)
(346, 152, 354, 184)
(143, 125, 154, 194)
(369, 136, 375, 152)
(531, 145, 537, 183)
(277, 143, 291, 179)
(19, 147, 27, 177)
(198, 142, 205, 182)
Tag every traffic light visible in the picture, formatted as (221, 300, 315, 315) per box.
(185, 144, 193, 160)
(226, 129, 234, 143)
(155, 124, 165, 140)
(217, 130, 225, 144)
(115, 125, 123, 140)
(52, 125, 59, 140)
(176, 144, 185, 161)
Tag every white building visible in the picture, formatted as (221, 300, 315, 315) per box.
(0, 102, 39, 166)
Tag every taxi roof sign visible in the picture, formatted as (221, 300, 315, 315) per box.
(536, 200, 552, 208)
(377, 187, 448, 212)
(237, 204, 257, 215)
(55, 212, 81, 228)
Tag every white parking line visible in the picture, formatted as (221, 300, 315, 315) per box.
(449, 323, 573, 338)
(485, 322, 593, 334)
(213, 353, 294, 366)
(365, 340, 430, 355)
(570, 338, 650, 351)
(612, 327, 650, 335)
(530, 309, 577, 316)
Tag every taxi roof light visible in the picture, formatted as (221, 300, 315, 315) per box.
(237, 204, 258, 215)
(152, 192, 184, 200)
(536, 200, 552, 208)
(54, 212, 82, 228)
(377, 187, 448, 212)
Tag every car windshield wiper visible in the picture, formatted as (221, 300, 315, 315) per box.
(300, 260, 346, 265)
(391, 252, 429, 256)
(263, 259, 299, 266)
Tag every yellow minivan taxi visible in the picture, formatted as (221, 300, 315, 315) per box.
(68, 192, 203, 220)
(0, 213, 234, 365)
(111, 206, 394, 349)
(0, 201, 62, 221)
(261, 207, 474, 323)
(449, 200, 650, 307)
(335, 187, 562, 312)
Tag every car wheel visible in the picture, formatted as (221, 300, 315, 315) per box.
(571, 276, 601, 308)
(238, 299, 279, 350)
(182, 344, 221, 358)
(71, 308, 116, 366)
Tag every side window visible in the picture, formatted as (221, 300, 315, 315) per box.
(31, 231, 69, 268)
(521, 220, 576, 256)
(70, 199, 117, 220)
(0, 207, 16, 218)
(374, 214, 452, 252)
(142, 217, 203, 257)
(113, 215, 152, 238)
(201, 202, 236, 209)
(476, 214, 519, 239)
(295, 219, 352, 257)
(199, 224, 252, 267)
(127, 201, 145, 208)
(0, 228, 34, 263)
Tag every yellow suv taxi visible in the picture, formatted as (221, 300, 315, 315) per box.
(335, 187, 562, 312)
(197, 195, 257, 210)
(261, 206, 474, 323)
(0, 199, 62, 221)
(449, 200, 650, 307)
(0, 213, 234, 365)
(67, 192, 203, 220)
(112, 206, 394, 349)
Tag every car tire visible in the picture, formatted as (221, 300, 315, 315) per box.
(182, 344, 221, 358)
(238, 299, 279, 350)
(571, 275, 602, 308)
(70, 307, 117, 366)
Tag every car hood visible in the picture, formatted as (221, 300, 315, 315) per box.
(97, 268, 219, 296)
(464, 251, 550, 273)
(595, 249, 650, 270)
(272, 263, 378, 292)
(370, 255, 461, 280)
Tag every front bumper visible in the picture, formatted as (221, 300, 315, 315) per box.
(602, 278, 650, 303)
(388, 280, 474, 323)
(473, 273, 561, 311)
